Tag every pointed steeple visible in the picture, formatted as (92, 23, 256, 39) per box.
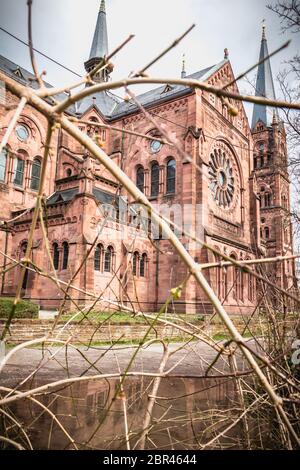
(252, 22, 279, 129)
(84, 0, 110, 82)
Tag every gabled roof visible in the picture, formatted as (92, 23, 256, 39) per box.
(75, 90, 120, 117)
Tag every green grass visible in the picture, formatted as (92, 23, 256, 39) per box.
(0, 297, 39, 319)
(60, 311, 205, 325)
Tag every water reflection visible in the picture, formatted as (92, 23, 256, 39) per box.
(5, 377, 252, 450)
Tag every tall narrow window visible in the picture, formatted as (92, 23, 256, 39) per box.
(264, 227, 270, 239)
(94, 244, 103, 271)
(264, 193, 272, 207)
(13, 158, 25, 187)
(166, 159, 176, 194)
(53, 243, 60, 270)
(104, 246, 113, 273)
(133, 252, 139, 276)
(62, 242, 69, 270)
(151, 163, 159, 197)
(136, 167, 145, 193)
(20, 242, 29, 291)
(30, 158, 41, 191)
(248, 270, 254, 302)
(140, 253, 147, 278)
(0, 149, 7, 182)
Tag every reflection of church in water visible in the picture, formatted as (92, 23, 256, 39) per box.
(0, 0, 295, 314)
(10, 377, 238, 450)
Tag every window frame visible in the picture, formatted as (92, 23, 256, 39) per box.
(166, 158, 176, 194)
(0, 148, 7, 183)
(30, 158, 42, 191)
(150, 162, 159, 197)
(13, 157, 25, 187)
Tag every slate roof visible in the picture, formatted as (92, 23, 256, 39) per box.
(111, 61, 228, 119)
(252, 30, 278, 129)
(46, 186, 121, 207)
(89, 0, 108, 61)
(0, 53, 228, 120)
(46, 188, 79, 205)
(75, 90, 120, 117)
(0, 55, 77, 115)
(93, 187, 119, 205)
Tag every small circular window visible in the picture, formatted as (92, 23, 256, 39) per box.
(16, 124, 29, 142)
(150, 139, 162, 154)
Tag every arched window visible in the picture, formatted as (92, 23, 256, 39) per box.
(66, 168, 72, 177)
(222, 266, 228, 301)
(30, 158, 41, 191)
(282, 194, 288, 209)
(136, 167, 145, 193)
(264, 193, 272, 207)
(94, 244, 103, 271)
(229, 254, 238, 300)
(20, 242, 29, 291)
(246, 259, 254, 302)
(53, 243, 60, 270)
(104, 246, 113, 273)
(0, 148, 7, 182)
(166, 159, 176, 194)
(151, 162, 159, 197)
(13, 157, 25, 187)
(133, 252, 139, 276)
(238, 267, 244, 301)
(62, 242, 69, 270)
(264, 227, 270, 239)
(140, 253, 147, 278)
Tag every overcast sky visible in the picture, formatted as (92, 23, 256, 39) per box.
(0, 0, 299, 120)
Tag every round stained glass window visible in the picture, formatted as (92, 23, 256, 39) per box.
(16, 125, 29, 142)
(150, 139, 162, 154)
(209, 148, 235, 209)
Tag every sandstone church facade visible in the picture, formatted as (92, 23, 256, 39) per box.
(0, 1, 295, 314)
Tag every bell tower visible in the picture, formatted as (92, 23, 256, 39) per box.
(251, 23, 295, 290)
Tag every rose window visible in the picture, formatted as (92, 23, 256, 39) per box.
(209, 148, 235, 208)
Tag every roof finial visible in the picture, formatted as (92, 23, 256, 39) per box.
(224, 48, 229, 60)
(181, 54, 186, 79)
(100, 0, 106, 13)
(272, 110, 279, 125)
(262, 19, 266, 40)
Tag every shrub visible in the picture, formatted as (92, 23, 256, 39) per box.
(0, 297, 39, 319)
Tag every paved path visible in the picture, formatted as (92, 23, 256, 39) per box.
(0, 341, 254, 387)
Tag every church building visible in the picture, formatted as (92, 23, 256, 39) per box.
(0, 0, 295, 314)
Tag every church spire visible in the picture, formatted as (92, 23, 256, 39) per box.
(181, 54, 186, 79)
(252, 21, 278, 129)
(84, 0, 110, 82)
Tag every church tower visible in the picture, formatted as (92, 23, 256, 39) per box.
(84, 0, 111, 82)
(251, 23, 295, 290)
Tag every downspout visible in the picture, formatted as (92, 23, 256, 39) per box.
(155, 240, 160, 311)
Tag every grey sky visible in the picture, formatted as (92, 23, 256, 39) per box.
(0, 0, 299, 121)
